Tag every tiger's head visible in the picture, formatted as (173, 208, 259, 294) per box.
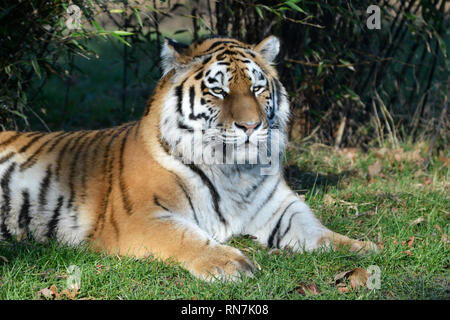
(157, 36, 290, 170)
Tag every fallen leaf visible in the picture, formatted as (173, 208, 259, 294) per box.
(334, 270, 352, 283)
(407, 236, 415, 248)
(404, 250, 413, 256)
(38, 285, 59, 300)
(295, 282, 321, 296)
(410, 217, 426, 226)
(348, 268, 370, 289)
(334, 268, 370, 291)
(0, 256, 8, 263)
(423, 177, 432, 185)
(368, 160, 382, 178)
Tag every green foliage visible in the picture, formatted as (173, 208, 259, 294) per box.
(1, 143, 448, 299)
(0, 0, 448, 148)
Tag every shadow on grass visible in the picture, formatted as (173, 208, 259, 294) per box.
(284, 164, 357, 195)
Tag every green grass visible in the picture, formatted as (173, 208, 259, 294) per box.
(1, 143, 448, 300)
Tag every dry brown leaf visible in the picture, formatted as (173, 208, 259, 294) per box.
(348, 268, 370, 289)
(368, 160, 382, 178)
(410, 217, 426, 226)
(407, 236, 415, 248)
(334, 268, 370, 291)
(334, 270, 352, 283)
(38, 285, 59, 300)
(0, 255, 9, 263)
(338, 286, 349, 293)
(296, 282, 321, 296)
(404, 250, 413, 256)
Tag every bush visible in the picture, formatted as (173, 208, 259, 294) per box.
(0, 0, 448, 149)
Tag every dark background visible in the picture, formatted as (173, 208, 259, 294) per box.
(0, 0, 448, 150)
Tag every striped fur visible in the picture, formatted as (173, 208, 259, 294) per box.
(0, 36, 378, 281)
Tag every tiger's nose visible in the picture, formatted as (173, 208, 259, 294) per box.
(234, 121, 262, 135)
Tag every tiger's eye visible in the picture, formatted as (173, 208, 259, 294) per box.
(253, 86, 264, 93)
(212, 87, 225, 95)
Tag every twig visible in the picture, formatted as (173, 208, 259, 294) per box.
(424, 93, 449, 170)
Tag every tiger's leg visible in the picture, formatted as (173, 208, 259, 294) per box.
(246, 182, 379, 254)
(111, 212, 255, 281)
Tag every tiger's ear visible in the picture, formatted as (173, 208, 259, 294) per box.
(254, 36, 280, 63)
(160, 38, 189, 75)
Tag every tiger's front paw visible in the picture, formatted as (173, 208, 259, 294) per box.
(188, 245, 256, 282)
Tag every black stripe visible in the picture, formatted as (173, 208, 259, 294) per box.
(273, 201, 299, 248)
(176, 177, 199, 224)
(0, 133, 20, 148)
(80, 130, 106, 202)
(119, 126, 133, 216)
(244, 175, 269, 199)
(20, 132, 66, 170)
(267, 216, 282, 248)
(47, 196, 64, 239)
(0, 163, 16, 239)
(109, 206, 120, 240)
(55, 131, 90, 180)
(93, 125, 130, 237)
(205, 40, 240, 52)
(187, 164, 227, 225)
(0, 151, 15, 165)
(55, 134, 77, 179)
(18, 133, 46, 153)
(143, 96, 155, 116)
(194, 71, 203, 80)
(154, 196, 170, 212)
(177, 121, 194, 132)
(46, 132, 72, 153)
(18, 190, 31, 235)
(175, 79, 187, 114)
(278, 211, 301, 248)
(38, 165, 53, 210)
(248, 178, 280, 225)
(189, 86, 195, 114)
(67, 133, 91, 209)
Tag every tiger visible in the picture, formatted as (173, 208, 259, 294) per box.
(0, 36, 378, 281)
